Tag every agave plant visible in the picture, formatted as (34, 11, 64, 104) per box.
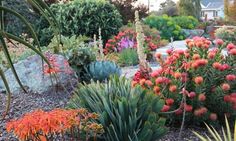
(0, 0, 60, 117)
(193, 116, 236, 141)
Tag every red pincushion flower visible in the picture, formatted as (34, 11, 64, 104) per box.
(221, 83, 230, 91)
(198, 94, 206, 101)
(161, 105, 170, 112)
(209, 113, 217, 121)
(166, 98, 174, 106)
(226, 74, 236, 81)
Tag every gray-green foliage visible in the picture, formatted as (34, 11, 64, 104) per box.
(37, 0, 123, 46)
(68, 76, 168, 141)
(48, 35, 90, 58)
(118, 48, 138, 66)
(87, 61, 121, 82)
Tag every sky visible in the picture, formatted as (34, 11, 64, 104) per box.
(136, 0, 179, 10)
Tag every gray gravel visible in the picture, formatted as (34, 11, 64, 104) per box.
(0, 83, 75, 141)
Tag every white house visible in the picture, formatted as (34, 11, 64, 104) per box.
(201, 0, 225, 20)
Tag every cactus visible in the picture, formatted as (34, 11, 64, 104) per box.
(87, 61, 121, 82)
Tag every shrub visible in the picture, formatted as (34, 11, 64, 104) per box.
(133, 37, 236, 125)
(215, 27, 236, 44)
(144, 15, 185, 40)
(6, 108, 103, 140)
(48, 35, 90, 57)
(87, 61, 121, 82)
(118, 48, 139, 66)
(173, 16, 199, 29)
(111, 0, 148, 24)
(104, 25, 166, 55)
(36, 0, 123, 46)
(68, 76, 168, 141)
(67, 43, 97, 81)
(4, 0, 39, 36)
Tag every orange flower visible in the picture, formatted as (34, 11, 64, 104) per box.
(194, 76, 204, 85)
(169, 85, 177, 92)
(198, 94, 206, 101)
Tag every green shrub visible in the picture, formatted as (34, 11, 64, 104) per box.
(173, 16, 199, 29)
(87, 61, 121, 82)
(68, 76, 167, 141)
(4, 0, 39, 36)
(118, 48, 139, 66)
(48, 35, 90, 58)
(67, 43, 97, 81)
(36, 0, 123, 46)
(144, 14, 185, 40)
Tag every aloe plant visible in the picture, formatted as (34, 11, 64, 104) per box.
(0, 0, 60, 117)
(68, 76, 167, 141)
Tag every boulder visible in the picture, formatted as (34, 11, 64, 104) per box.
(0, 54, 76, 94)
(182, 29, 204, 39)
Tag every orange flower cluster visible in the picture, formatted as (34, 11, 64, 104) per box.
(133, 36, 236, 124)
(43, 52, 73, 74)
(6, 108, 103, 141)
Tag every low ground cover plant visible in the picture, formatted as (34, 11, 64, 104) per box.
(133, 37, 236, 125)
(68, 76, 167, 141)
(6, 108, 103, 141)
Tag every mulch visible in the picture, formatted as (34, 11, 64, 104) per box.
(0, 84, 211, 141)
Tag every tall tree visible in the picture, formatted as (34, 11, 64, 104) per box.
(178, 0, 201, 19)
(228, 0, 236, 21)
(224, 0, 229, 20)
(159, 0, 178, 16)
(109, 0, 148, 24)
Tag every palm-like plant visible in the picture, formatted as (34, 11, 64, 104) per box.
(0, 0, 60, 118)
(193, 116, 236, 141)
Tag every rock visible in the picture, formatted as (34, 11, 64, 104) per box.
(182, 29, 204, 39)
(0, 54, 76, 94)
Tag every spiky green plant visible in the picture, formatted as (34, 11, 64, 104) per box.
(0, 0, 60, 117)
(68, 76, 168, 141)
(87, 61, 121, 82)
(193, 116, 236, 141)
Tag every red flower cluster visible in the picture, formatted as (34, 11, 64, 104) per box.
(104, 29, 162, 54)
(6, 109, 103, 141)
(43, 53, 73, 75)
(133, 37, 236, 123)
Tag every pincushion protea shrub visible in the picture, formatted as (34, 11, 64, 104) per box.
(133, 37, 236, 125)
(6, 108, 103, 141)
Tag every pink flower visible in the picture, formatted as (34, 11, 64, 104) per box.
(215, 39, 224, 46)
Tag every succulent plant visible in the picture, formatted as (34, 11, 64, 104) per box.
(87, 61, 121, 82)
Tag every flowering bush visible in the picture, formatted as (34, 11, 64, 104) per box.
(215, 27, 236, 44)
(104, 28, 164, 55)
(133, 37, 236, 124)
(6, 108, 103, 141)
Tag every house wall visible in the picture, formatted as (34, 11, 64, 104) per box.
(201, 8, 224, 20)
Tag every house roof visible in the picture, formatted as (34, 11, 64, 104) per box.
(201, 0, 224, 9)
(201, 0, 223, 7)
